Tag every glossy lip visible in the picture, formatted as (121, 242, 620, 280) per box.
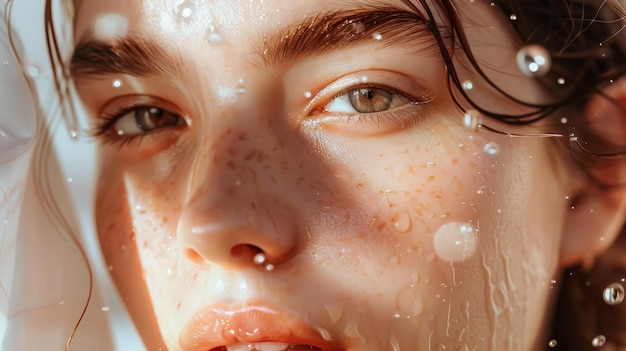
(179, 301, 345, 351)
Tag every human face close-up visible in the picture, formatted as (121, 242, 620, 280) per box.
(71, 0, 592, 350)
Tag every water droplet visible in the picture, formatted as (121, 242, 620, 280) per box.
(113, 79, 122, 88)
(323, 303, 344, 323)
(592, 335, 606, 348)
(360, 75, 369, 83)
(391, 212, 411, 233)
(509, 14, 517, 21)
(551, 279, 557, 284)
(264, 263, 275, 271)
(236, 79, 246, 94)
(603, 282, 624, 305)
(396, 284, 423, 317)
(462, 80, 473, 91)
(26, 64, 40, 77)
(483, 141, 500, 155)
(101, 306, 110, 312)
(463, 110, 482, 131)
(560, 117, 568, 124)
(304, 91, 312, 98)
(373, 32, 383, 40)
(69, 128, 79, 139)
(557, 77, 566, 85)
(433, 222, 478, 263)
(548, 339, 557, 348)
(207, 31, 222, 43)
(2, 60, 8, 65)
(177, 0, 196, 19)
(253, 252, 267, 265)
(67, 177, 74, 183)
(516, 44, 552, 77)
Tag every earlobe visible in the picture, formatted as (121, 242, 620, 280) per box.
(559, 77, 626, 268)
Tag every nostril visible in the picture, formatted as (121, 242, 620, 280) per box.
(230, 244, 263, 260)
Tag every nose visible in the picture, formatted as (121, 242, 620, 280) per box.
(176, 124, 302, 269)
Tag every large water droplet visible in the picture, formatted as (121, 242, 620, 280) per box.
(396, 284, 423, 317)
(516, 44, 552, 77)
(392, 212, 411, 233)
(433, 222, 478, 263)
(591, 335, 606, 348)
(463, 110, 481, 131)
(603, 282, 624, 305)
(483, 141, 500, 156)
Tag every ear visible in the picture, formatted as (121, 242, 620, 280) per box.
(559, 77, 626, 268)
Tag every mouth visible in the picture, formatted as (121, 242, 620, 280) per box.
(180, 301, 345, 351)
(211, 342, 323, 351)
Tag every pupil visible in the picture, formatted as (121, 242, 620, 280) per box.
(361, 89, 375, 99)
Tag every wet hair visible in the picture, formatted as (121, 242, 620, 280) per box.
(40, 0, 626, 349)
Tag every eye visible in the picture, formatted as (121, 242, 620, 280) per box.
(325, 86, 412, 114)
(113, 106, 185, 136)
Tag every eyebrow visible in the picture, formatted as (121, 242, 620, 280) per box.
(70, 4, 446, 79)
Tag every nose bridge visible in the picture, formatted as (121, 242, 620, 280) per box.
(177, 111, 302, 268)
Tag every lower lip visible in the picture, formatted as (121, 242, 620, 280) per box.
(180, 302, 342, 351)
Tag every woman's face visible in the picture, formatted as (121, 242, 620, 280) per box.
(72, 0, 581, 350)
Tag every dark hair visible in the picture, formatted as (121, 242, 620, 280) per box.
(43, 0, 626, 349)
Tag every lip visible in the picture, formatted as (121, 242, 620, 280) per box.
(179, 301, 345, 351)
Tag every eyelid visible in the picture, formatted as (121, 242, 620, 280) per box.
(304, 70, 432, 116)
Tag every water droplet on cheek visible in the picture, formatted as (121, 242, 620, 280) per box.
(433, 222, 478, 263)
(463, 110, 481, 131)
(391, 212, 411, 233)
(483, 141, 500, 155)
(603, 282, 625, 305)
(516, 44, 552, 77)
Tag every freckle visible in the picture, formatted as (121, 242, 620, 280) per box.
(177, 303, 182, 310)
(270, 176, 277, 183)
(227, 161, 235, 169)
(238, 132, 247, 140)
(427, 175, 435, 181)
(143, 240, 148, 248)
(407, 166, 415, 175)
(226, 148, 237, 156)
(468, 162, 477, 167)
(359, 232, 367, 238)
(452, 158, 458, 165)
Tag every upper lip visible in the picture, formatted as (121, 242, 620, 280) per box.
(179, 301, 344, 351)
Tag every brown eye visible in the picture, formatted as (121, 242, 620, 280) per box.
(135, 107, 182, 132)
(113, 106, 185, 136)
(348, 88, 393, 113)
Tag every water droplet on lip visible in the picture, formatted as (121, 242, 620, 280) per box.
(516, 44, 552, 77)
(603, 282, 625, 305)
(592, 335, 606, 348)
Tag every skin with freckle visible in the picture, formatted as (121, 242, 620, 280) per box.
(66, 0, 621, 350)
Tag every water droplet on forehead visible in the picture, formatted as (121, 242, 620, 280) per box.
(483, 141, 500, 155)
(462, 80, 473, 91)
(177, 0, 196, 19)
(463, 110, 482, 131)
(591, 335, 606, 348)
(516, 44, 552, 77)
(603, 282, 624, 305)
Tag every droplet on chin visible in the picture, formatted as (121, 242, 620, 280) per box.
(603, 282, 625, 305)
(591, 335, 606, 348)
(433, 222, 478, 263)
(93, 13, 129, 40)
(462, 110, 482, 131)
(516, 44, 552, 77)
